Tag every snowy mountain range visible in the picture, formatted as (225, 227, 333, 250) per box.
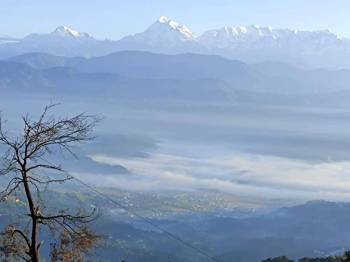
(1, 16, 350, 68)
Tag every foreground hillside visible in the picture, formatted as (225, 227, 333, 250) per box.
(1, 189, 349, 261)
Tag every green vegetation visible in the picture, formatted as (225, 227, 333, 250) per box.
(262, 251, 350, 262)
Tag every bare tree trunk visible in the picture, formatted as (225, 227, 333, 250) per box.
(22, 171, 40, 262)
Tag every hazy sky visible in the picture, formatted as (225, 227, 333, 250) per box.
(1, 0, 349, 39)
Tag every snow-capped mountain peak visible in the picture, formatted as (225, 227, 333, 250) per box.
(150, 16, 195, 40)
(51, 26, 91, 38)
(158, 15, 170, 23)
(114, 16, 198, 54)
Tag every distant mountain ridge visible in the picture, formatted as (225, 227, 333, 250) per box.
(1, 17, 350, 68)
(9, 51, 350, 94)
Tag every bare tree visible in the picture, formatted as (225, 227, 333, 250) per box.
(0, 105, 100, 262)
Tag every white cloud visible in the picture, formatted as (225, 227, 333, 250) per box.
(86, 152, 350, 202)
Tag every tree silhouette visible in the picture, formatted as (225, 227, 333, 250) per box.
(0, 105, 100, 261)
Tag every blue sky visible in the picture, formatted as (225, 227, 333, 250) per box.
(1, 0, 349, 39)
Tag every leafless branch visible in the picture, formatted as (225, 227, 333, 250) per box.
(0, 105, 100, 261)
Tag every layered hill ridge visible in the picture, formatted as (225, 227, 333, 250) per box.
(4, 51, 350, 109)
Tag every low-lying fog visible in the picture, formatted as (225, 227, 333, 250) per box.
(2, 94, 350, 207)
